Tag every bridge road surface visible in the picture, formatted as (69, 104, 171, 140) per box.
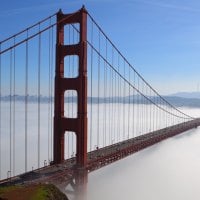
(0, 118, 200, 188)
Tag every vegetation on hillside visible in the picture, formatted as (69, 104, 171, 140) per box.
(0, 184, 68, 200)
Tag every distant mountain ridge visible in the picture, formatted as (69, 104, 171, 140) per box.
(0, 93, 200, 107)
(170, 92, 200, 99)
(162, 96, 200, 108)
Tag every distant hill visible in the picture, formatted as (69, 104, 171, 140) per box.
(163, 96, 200, 108)
(170, 92, 200, 99)
(0, 93, 200, 108)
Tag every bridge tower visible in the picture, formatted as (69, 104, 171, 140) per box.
(53, 7, 88, 168)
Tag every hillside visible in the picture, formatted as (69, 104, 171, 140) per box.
(0, 184, 68, 200)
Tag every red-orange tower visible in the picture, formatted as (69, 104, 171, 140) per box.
(53, 7, 88, 168)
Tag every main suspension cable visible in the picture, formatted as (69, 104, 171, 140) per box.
(87, 13, 193, 120)
(87, 41, 193, 120)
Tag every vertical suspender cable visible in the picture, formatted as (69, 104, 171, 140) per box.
(149, 90, 150, 131)
(25, 30, 29, 172)
(133, 71, 135, 138)
(38, 24, 41, 168)
(150, 89, 152, 131)
(137, 77, 139, 135)
(147, 86, 150, 133)
(159, 96, 161, 128)
(152, 91, 154, 130)
(48, 18, 54, 163)
(170, 107, 172, 126)
(157, 94, 159, 130)
(113, 51, 116, 142)
(90, 21, 93, 152)
(152, 90, 156, 131)
(128, 65, 130, 139)
(114, 53, 117, 142)
(163, 100, 165, 127)
(123, 59, 125, 140)
(141, 85, 143, 135)
(103, 38, 106, 147)
(145, 84, 147, 132)
(141, 82, 144, 134)
(103, 40, 106, 147)
(109, 51, 111, 145)
(111, 47, 114, 143)
(10, 49, 12, 176)
(108, 46, 110, 145)
(145, 85, 147, 132)
(142, 84, 144, 134)
(105, 39, 108, 146)
(163, 102, 165, 127)
(166, 103, 168, 127)
(144, 85, 146, 133)
(153, 91, 156, 131)
(144, 82, 146, 133)
(0, 43, 1, 179)
(168, 106, 170, 127)
(153, 93, 155, 131)
(119, 76, 122, 141)
(139, 81, 141, 135)
(161, 98, 163, 128)
(165, 103, 167, 127)
(160, 99, 162, 128)
(140, 82, 142, 134)
(104, 39, 108, 147)
(103, 59, 106, 147)
(102, 60, 105, 147)
(13, 37, 16, 175)
(117, 54, 120, 141)
(112, 49, 115, 143)
(50, 25, 54, 161)
(167, 105, 170, 126)
(143, 84, 145, 134)
(48, 19, 51, 163)
(147, 87, 149, 132)
(97, 29, 100, 148)
(146, 84, 148, 133)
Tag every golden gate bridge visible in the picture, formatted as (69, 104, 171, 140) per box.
(0, 6, 199, 199)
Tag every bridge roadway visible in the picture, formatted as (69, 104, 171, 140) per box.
(1, 118, 200, 187)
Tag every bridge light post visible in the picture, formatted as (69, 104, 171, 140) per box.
(7, 171, 11, 179)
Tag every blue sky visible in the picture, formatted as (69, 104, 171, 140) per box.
(1, 0, 200, 95)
